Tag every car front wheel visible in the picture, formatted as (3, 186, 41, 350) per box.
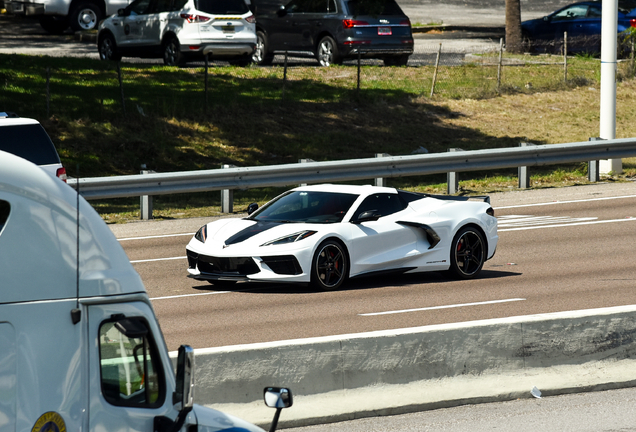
(449, 226, 486, 279)
(253, 31, 274, 65)
(316, 36, 341, 67)
(310, 239, 348, 290)
(98, 34, 122, 61)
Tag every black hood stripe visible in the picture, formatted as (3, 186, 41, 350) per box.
(225, 221, 283, 245)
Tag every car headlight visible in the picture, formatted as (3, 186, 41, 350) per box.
(194, 225, 208, 243)
(261, 230, 317, 246)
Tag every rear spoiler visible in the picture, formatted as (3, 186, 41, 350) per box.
(398, 189, 490, 204)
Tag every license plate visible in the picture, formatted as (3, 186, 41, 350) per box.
(378, 27, 392, 35)
(222, 25, 235, 33)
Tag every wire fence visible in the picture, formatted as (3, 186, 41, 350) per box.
(2, 33, 636, 120)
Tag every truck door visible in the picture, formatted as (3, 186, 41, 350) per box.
(88, 301, 175, 432)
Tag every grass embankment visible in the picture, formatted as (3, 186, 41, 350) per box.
(0, 53, 635, 222)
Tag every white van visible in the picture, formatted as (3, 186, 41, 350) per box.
(0, 150, 291, 432)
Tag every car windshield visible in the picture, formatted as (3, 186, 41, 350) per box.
(195, 0, 249, 14)
(345, 0, 403, 16)
(248, 191, 359, 224)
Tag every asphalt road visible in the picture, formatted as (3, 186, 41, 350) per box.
(112, 182, 636, 351)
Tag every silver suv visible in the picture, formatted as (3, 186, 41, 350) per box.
(97, 0, 257, 66)
(0, 113, 67, 182)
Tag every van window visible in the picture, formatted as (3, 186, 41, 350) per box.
(195, 0, 249, 14)
(0, 200, 9, 235)
(0, 124, 61, 165)
(99, 318, 164, 407)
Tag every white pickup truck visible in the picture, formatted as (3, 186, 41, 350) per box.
(0, 150, 292, 432)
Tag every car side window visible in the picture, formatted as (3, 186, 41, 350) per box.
(126, 0, 152, 15)
(172, 0, 188, 9)
(152, 0, 172, 13)
(327, 0, 336, 13)
(353, 193, 406, 220)
(98, 317, 165, 408)
(587, 5, 601, 17)
(552, 5, 588, 21)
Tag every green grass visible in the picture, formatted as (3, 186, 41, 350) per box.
(2, 52, 636, 223)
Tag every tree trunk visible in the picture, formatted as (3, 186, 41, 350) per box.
(505, 0, 523, 53)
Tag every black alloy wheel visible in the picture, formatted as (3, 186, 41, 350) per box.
(311, 240, 348, 290)
(98, 34, 122, 61)
(449, 226, 486, 279)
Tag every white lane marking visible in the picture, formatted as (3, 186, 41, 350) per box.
(494, 194, 636, 210)
(151, 291, 230, 300)
(498, 215, 598, 228)
(119, 232, 194, 241)
(131, 256, 186, 263)
(358, 298, 526, 316)
(499, 217, 636, 232)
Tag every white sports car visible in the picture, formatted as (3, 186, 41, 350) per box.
(186, 184, 498, 290)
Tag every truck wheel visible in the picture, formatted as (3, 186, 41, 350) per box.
(69, 1, 102, 31)
(39, 16, 69, 34)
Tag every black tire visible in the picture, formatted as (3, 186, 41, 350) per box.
(69, 1, 102, 32)
(252, 30, 274, 65)
(39, 16, 69, 34)
(521, 31, 533, 53)
(316, 36, 341, 67)
(449, 226, 486, 279)
(163, 36, 184, 66)
(384, 54, 409, 67)
(98, 33, 122, 61)
(310, 239, 348, 290)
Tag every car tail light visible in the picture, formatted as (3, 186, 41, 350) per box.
(245, 14, 256, 23)
(188, 45, 200, 50)
(56, 167, 67, 183)
(344, 40, 371, 45)
(343, 19, 368, 29)
(631, 18, 636, 27)
(400, 18, 411, 26)
(180, 13, 210, 23)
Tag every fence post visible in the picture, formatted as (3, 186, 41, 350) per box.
(374, 153, 391, 187)
(46, 67, 51, 118)
(447, 148, 462, 194)
(282, 51, 288, 101)
(357, 51, 361, 96)
(221, 163, 237, 213)
(299, 158, 314, 187)
(116, 62, 126, 115)
(518, 142, 536, 189)
(497, 38, 503, 94)
(204, 55, 209, 113)
(430, 43, 442, 98)
(563, 31, 568, 82)
(587, 137, 603, 182)
(140, 168, 155, 220)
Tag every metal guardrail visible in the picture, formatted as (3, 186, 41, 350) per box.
(68, 137, 636, 201)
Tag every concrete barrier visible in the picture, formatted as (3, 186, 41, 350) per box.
(173, 305, 636, 429)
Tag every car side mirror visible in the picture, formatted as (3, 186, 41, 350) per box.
(276, 5, 287, 17)
(352, 210, 380, 223)
(543, 16, 550, 22)
(247, 202, 259, 215)
(264, 387, 292, 432)
(117, 8, 125, 16)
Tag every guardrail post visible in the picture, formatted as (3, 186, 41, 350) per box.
(374, 153, 391, 187)
(588, 137, 602, 182)
(518, 142, 536, 189)
(299, 158, 315, 186)
(221, 164, 236, 213)
(140, 168, 155, 220)
(447, 148, 462, 194)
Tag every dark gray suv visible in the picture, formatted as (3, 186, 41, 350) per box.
(249, 0, 413, 66)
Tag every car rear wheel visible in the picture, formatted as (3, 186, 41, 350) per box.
(310, 239, 348, 290)
(69, 1, 102, 32)
(163, 36, 185, 66)
(316, 36, 341, 67)
(253, 31, 274, 65)
(449, 226, 486, 279)
(98, 34, 122, 61)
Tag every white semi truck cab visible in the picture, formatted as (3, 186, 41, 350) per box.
(0, 150, 291, 432)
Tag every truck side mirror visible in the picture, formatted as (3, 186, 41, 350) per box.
(175, 345, 195, 411)
(264, 387, 292, 432)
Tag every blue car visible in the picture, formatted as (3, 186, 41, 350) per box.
(521, 1, 636, 54)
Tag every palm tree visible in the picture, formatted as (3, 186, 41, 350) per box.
(505, 0, 523, 53)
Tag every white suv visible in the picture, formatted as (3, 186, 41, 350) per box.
(97, 0, 257, 66)
(0, 113, 67, 182)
